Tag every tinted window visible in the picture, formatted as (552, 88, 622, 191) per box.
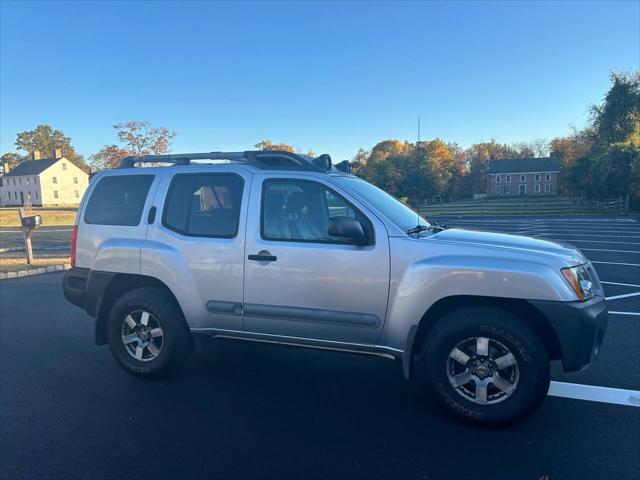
(163, 173, 243, 237)
(262, 179, 371, 243)
(84, 175, 154, 226)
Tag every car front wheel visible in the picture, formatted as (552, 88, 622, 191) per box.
(417, 305, 550, 426)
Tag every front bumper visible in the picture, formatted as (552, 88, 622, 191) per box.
(529, 296, 608, 372)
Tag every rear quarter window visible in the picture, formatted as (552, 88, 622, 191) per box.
(162, 173, 244, 238)
(84, 175, 154, 226)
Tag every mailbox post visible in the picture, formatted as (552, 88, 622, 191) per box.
(18, 209, 42, 265)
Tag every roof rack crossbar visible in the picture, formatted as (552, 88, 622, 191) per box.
(119, 152, 245, 168)
(118, 150, 338, 173)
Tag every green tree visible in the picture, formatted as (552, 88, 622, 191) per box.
(1, 152, 24, 171)
(567, 71, 640, 206)
(590, 71, 640, 144)
(14, 124, 86, 168)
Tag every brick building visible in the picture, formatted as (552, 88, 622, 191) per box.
(487, 157, 560, 197)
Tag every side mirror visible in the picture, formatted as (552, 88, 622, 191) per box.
(328, 217, 366, 244)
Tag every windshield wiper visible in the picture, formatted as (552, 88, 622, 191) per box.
(406, 222, 447, 236)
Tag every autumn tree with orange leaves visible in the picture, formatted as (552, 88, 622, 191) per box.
(90, 121, 176, 170)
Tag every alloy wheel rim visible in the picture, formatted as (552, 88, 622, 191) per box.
(446, 336, 519, 405)
(121, 310, 164, 362)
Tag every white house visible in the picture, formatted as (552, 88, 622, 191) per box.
(0, 149, 89, 206)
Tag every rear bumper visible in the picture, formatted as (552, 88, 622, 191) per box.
(62, 267, 90, 308)
(529, 296, 608, 372)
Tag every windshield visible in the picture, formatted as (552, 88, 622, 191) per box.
(336, 176, 430, 232)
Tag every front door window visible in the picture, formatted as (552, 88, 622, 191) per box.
(261, 179, 371, 244)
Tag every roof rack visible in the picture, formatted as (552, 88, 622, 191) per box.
(118, 150, 346, 173)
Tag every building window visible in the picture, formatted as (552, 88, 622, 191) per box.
(53, 191, 59, 199)
(35, 191, 38, 199)
(62, 163, 67, 170)
(545, 173, 551, 182)
(73, 177, 78, 184)
(519, 184, 526, 195)
(535, 183, 541, 193)
(74, 190, 79, 198)
(34, 177, 37, 184)
(496, 175, 502, 183)
(535, 174, 541, 182)
(495, 185, 503, 195)
(520, 175, 526, 183)
(545, 182, 551, 193)
(19, 178, 22, 185)
(504, 185, 512, 195)
(14, 191, 18, 199)
(26, 177, 30, 184)
(506, 175, 511, 183)
(13, 178, 16, 185)
(52, 177, 58, 184)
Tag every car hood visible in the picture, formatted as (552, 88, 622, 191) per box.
(430, 228, 587, 265)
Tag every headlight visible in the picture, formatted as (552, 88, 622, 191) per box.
(561, 265, 595, 301)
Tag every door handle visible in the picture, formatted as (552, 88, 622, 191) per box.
(147, 206, 157, 224)
(248, 250, 277, 262)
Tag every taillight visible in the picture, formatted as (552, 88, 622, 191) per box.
(70, 225, 78, 267)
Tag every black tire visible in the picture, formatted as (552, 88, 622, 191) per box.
(416, 305, 550, 426)
(107, 286, 193, 378)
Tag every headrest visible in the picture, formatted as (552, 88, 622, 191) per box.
(265, 193, 285, 213)
(286, 192, 307, 213)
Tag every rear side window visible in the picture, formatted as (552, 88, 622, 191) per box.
(163, 173, 243, 238)
(84, 175, 154, 226)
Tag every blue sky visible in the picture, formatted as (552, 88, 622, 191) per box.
(1, 1, 638, 161)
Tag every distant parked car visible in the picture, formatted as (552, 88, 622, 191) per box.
(63, 150, 608, 426)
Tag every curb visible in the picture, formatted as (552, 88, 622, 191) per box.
(0, 246, 26, 253)
(0, 263, 70, 280)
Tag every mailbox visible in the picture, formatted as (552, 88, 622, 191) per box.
(21, 215, 42, 229)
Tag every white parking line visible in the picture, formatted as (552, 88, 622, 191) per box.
(591, 261, 640, 266)
(533, 232, 640, 238)
(609, 311, 640, 316)
(580, 248, 640, 253)
(605, 292, 640, 301)
(548, 382, 640, 407)
(601, 281, 640, 288)
(552, 239, 640, 245)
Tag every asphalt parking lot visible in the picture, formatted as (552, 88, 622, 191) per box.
(1, 215, 639, 479)
(0, 225, 72, 253)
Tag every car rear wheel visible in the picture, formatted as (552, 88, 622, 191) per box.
(107, 287, 193, 378)
(417, 305, 550, 426)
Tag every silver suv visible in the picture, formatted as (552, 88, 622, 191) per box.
(63, 151, 608, 426)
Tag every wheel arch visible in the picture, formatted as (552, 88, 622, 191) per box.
(405, 295, 562, 379)
(94, 273, 185, 345)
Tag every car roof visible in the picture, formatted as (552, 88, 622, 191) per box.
(113, 150, 353, 176)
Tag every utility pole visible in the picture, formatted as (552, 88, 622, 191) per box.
(417, 116, 421, 143)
